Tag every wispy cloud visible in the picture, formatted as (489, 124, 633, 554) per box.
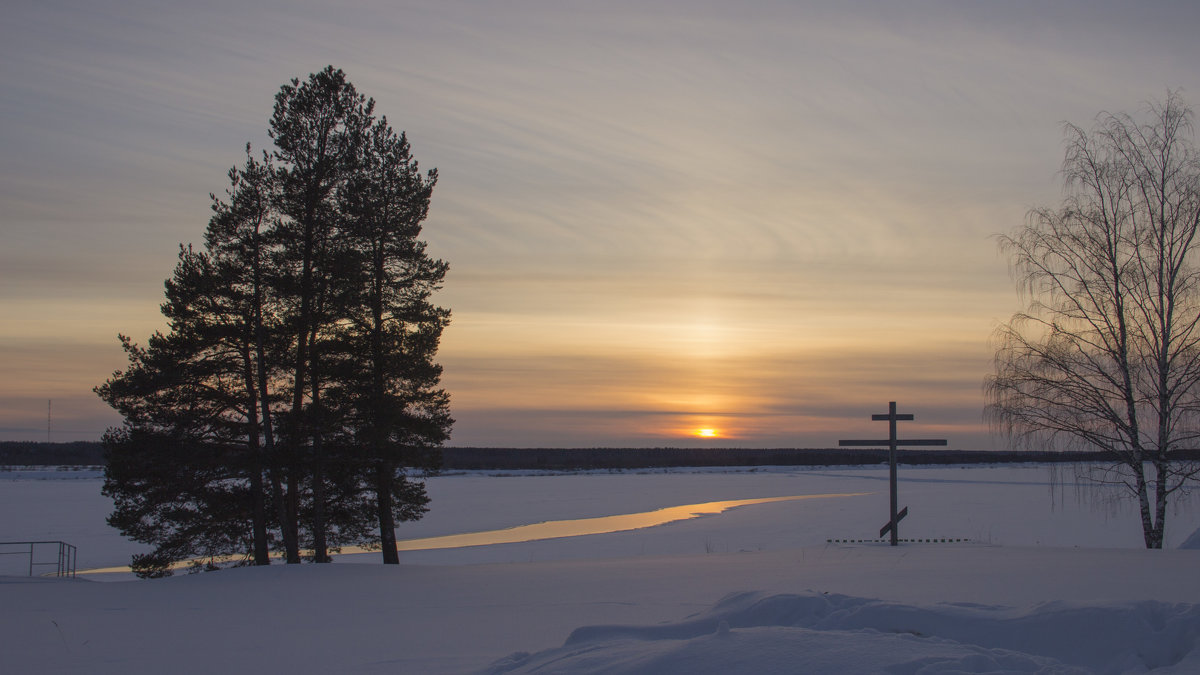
(4, 1, 1200, 445)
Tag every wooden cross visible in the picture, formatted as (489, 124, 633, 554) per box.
(839, 402, 947, 546)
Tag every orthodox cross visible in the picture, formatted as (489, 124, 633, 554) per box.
(839, 402, 947, 546)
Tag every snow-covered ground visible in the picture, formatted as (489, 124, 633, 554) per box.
(2, 464, 1199, 673)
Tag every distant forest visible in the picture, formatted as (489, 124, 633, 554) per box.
(7, 441, 1194, 469)
(0, 441, 107, 465)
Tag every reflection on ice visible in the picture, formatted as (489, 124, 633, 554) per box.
(77, 492, 869, 575)
(389, 492, 870, 552)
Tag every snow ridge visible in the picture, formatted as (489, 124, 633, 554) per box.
(1180, 525, 1200, 549)
(484, 592, 1200, 674)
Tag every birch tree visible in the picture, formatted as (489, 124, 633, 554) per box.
(986, 91, 1200, 548)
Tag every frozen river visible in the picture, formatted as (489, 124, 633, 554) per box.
(2, 463, 1197, 576)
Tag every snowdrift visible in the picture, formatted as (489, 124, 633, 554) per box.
(1180, 525, 1200, 550)
(487, 591, 1200, 674)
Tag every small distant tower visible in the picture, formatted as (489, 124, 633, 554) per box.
(47, 399, 51, 443)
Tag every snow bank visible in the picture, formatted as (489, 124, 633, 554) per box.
(487, 592, 1200, 674)
(5, 546, 1199, 673)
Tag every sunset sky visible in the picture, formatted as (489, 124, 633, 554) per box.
(4, 1, 1200, 448)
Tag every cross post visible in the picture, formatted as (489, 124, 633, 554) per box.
(839, 401, 947, 546)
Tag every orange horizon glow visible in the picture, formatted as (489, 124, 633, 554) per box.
(694, 428, 719, 438)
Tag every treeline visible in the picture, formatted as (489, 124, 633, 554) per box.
(14, 442, 1193, 470)
(0, 441, 105, 465)
(439, 447, 1164, 470)
(94, 67, 451, 577)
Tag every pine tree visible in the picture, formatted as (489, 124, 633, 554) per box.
(97, 66, 451, 575)
(98, 244, 265, 576)
(269, 66, 374, 563)
(334, 116, 450, 563)
(203, 148, 281, 566)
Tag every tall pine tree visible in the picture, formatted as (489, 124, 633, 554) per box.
(334, 116, 450, 564)
(98, 66, 451, 576)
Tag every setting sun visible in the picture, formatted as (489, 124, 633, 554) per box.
(695, 428, 719, 438)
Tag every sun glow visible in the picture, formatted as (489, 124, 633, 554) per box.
(695, 428, 719, 438)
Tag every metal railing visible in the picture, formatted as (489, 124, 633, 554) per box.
(0, 541, 77, 578)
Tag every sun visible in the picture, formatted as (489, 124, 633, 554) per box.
(695, 428, 719, 438)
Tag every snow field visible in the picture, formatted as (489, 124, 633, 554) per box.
(2, 464, 1199, 673)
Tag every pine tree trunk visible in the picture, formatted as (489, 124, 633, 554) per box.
(268, 466, 292, 561)
(249, 458, 270, 565)
(259, 363, 296, 563)
(286, 470, 300, 563)
(285, 306, 308, 565)
(241, 346, 270, 566)
(376, 460, 399, 564)
(251, 217, 298, 564)
(310, 366, 329, 563)
(370, 242, 398, 564)
(311, 443, 328, 562)
(288, 201, 317, 564)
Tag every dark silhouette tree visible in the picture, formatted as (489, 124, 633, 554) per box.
(987, 91, 1200, 548)
(98, 66, 451, 575)
(269, 66, 374, 563)
(333, 116, 450, 563)
(98, 244, 267, 575)
(202, 148, 281, 566)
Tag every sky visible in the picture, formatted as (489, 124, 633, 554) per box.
(3, 1, 1200, 449)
